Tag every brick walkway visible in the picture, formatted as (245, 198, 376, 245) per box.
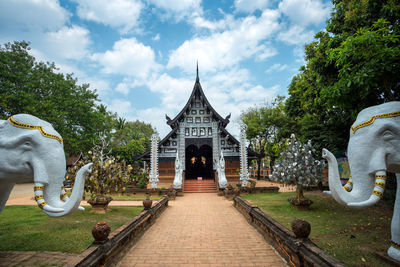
(117, 193, 287, 267)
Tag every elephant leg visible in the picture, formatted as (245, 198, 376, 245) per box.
(0, 182, 15, 213)
(388, 173, 400, 261)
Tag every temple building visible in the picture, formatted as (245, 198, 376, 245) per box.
(139, 66, 256, 190)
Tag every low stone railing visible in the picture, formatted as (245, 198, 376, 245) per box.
(74, 196, 169, 267)
(233, 196, 345, 267)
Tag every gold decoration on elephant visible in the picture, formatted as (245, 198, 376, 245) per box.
(372, 190, 383, 198)
(344, 186, 351, 192)
(38, 201, 48, 209)
(375, 181, 386, 190)
(8, 116, 63, 144)
(351, 111, 400, 134)
(391, 241, 400, 250)
(60, 192, 67, 199)
(34, 186, 45, 191)
(34, 194, 44, 201)
(376, 174, 387, 180)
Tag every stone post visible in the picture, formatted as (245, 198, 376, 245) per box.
(239, 122, 249, 186)
(149, 133, 159, 189)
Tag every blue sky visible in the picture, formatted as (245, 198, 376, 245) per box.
(0, 0, 332, 138)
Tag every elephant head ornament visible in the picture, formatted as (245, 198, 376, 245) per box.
(322, 101, 400, 261)
(0, 114, 91, 217)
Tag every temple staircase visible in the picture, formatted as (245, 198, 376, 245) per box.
(184, 179, 217, 193)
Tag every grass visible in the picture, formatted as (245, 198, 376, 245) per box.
(0, 205, 143, 254)
(242, 191, 393, 267)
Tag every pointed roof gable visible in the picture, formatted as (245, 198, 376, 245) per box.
(166, 67, 230, 129)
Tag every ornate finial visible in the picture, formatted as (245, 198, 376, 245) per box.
(196, 61, 199, 82)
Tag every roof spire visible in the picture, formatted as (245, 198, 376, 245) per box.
(196, 61, 199, 82)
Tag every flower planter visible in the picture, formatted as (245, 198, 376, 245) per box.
(288, 197, 313, 210)
(88, 196, 113, 213)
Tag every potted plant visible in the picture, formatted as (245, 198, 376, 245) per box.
(68, 137, 132, 213)
(271, 134, 324, 210)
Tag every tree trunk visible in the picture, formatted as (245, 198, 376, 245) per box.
(257, 157, 261, 180)
(296, 184, 305, 201)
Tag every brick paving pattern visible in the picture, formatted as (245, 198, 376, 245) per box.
(117, 193, 287, 267)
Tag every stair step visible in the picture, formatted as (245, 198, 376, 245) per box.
(183, 180, 217, 193)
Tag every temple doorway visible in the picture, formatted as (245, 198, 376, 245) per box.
(185, 144, 213, 179)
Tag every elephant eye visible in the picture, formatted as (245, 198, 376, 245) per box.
(382, 130, 394, 140)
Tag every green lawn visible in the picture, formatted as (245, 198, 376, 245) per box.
(242, 192, 393, 267)
(0, 205, 143, 254)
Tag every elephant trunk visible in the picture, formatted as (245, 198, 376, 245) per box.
(322, 149, 375, 207)
(33, 163, 92, 217)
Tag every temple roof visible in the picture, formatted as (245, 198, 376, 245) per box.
(166, 68, 230, 129)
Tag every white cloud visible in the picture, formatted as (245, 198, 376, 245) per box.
(279, 0, 331, 26)
(167, 9, 281, 73)
(152, 33, 160, 41)
(0, 0, 69, 33)
(234, 0, 270, 14)
(45, 25, 91, 60)
(266, 63, 289, 73)
(115, 83, 130, 95)
(277, 25, 315, 45)
(92, 38, 161, 79)
(108, 99, 133, 116)
(147, 0, 201, 21)
(73, 0, 143, 34)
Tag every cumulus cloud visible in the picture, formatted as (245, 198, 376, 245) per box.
(279, 0, 331, 26)
(234, 0, 270, 14)
(147, 0, 201, 21)
(115, 83, 130, 95)
(266, 63, 289, 73)
(277, 25, 315, 45)
(108, 99, 133, 116)
(167, 9, 280, 73)
(73, 0, 143, 34)
(0, 0, 69, 34)
(92, 38, 161, 79)
(45, 25, 91, 60)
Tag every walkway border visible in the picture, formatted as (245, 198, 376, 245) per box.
(74, 196, 169, 267)
(233, 196, 345, 267)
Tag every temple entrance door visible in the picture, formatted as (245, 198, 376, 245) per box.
(185, 144, 213, 179)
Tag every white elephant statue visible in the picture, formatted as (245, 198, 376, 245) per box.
(173, 151, 183, 189)
(322, 101, 400, 261)
(214, 150, 228, 189)
(0, 114, 91, 217)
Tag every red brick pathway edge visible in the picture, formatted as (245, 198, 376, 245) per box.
(232, 196, 346, 267)
(74, 196, 169, 267)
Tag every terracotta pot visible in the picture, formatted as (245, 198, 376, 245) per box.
(92, 221, 111, 244)
(234, 187, 240, 196)
(143, 195, 153, 210)
(291, 218, 311, 239)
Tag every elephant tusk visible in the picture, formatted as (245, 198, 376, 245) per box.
(60, 185, 84, 211)
(34, 183, 64, 213)
(348, 171, 387, 207)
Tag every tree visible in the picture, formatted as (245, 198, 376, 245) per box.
(272, 134, 324, 208)
(241, 97, 296, 179)
(111, 119, 155, 164)
(67, 137, 132, 212)
(0, 41, 115, 155)
(285, 0, 400, 154)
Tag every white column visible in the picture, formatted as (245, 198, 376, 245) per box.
(239, 122, 249, 186)
(149, 133, 159, 189)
